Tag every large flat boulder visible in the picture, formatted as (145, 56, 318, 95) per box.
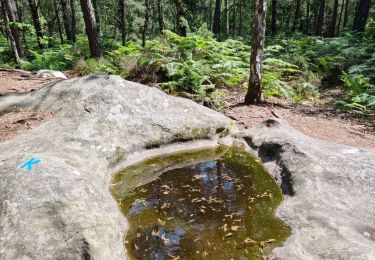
(0, 75, 232, 259)
(244, 119, 375, 259)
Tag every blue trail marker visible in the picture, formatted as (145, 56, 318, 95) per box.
(20, 157, 42, 171)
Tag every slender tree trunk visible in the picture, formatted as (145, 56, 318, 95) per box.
(224, 0, 229, 36)
(1, 0, 20, 63)
(54, 0, 64, 44)
(352, 0, 372, 32)
(245, 0, 267, 104)
(271, 0, 277, 35)
(173, 0, 187, 36)
(209, 0, 214, 29)
(232, 0, 236, 36)
(1, 0, 23, 57)
(337, 0, 345, 34)
(27, 0, 44, 48)
(329, 0, 339, 36)
(238, 0, 243, 35)
(118, 0, 126, 45)
(61, 0, 73, 42)
(157, 0, 164, 33)
(92, 0, 100, 34)
(293, 0, 302, 31)
(142, 0, 150, 47)
(305, 0, 310, 34)
(70, 0, 76, 42)
(80, 0, 100, 58)
(212, 0, 221, 34)
(343, 0, 349, 28)
(315, 0, 325, 35)
(15, 0, 27, 47)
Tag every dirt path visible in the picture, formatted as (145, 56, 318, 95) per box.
(0, 69, 62, 143)
(224, 89, 375, 148)
(1, 70, 374, 148)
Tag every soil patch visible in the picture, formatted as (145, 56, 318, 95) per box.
(0, 69, 63, 95)
(224, 89, 375, 148)
(0, 109, 53, 143)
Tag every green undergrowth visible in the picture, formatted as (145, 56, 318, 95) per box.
(1, 27, 374, 115)
(270, 26, 375, 115)
(75, 30, 319, 109)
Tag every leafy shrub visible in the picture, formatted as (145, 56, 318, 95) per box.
(20, 45, 76, 71)
(75, 58, 119, 75)
(337, 72, 375, 114)
(105, 30, 314, 108)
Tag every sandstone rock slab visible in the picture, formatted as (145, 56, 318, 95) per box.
(0, 75, 232, 259)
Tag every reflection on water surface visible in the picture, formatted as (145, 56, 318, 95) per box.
(111, 146, 290, 259)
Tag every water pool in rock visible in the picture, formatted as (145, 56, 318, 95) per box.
(110, 146, 291, 259)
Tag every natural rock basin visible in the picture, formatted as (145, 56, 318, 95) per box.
(111, 146, 291, 259)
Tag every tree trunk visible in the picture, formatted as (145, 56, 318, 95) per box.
(118, 0, 126, 45)
(343, 0, 349, 28)
(337, 0, 345, 34)
(61, 0, 73, 42)
(212, 0, 221, 34)
(15, 0, 27, 47)
(70, 0, 76, 42)
(305, 0, 310, 34)
(173, 0, 187, 36)
(157, 0, 164, 33)
(352, 0, 372, 32)
(271, 0, 277, 35)
(209, 0, 214, 29)
(80, 0, 100, 58)
(142, 0, 150, 47)
(238, 0, 243, 35)
(232, 0, 236, 36)
(315, 0, 325, 35)
(1, 0, 23, 57)
(245, 0, 267, 104)
(54, 0, 64, 44)
(92, 0, 100, 34)
(293, 0, 302, 31)
(1, 0, 21, 63)
(329, 0, 339, 36)
(27, 0, 43, 48)
(224, 0, 229, 36)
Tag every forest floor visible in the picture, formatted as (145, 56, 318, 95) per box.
(0, 70, 374, 148)
(224, 88, 375, 148)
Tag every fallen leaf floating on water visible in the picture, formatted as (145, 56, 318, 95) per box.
(157, 218, 166, 226)
(220, 223, 228, 232)
(193, 174, 204, 180)
(224, 232, 233, 238)
(161, 232, 170, 245)
(231, 225, 239, 231)
(161, 203, 170, 209)
(243, 237, 257, 245)
(167, 254, 180, 260)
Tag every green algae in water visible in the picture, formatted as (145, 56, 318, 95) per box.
(110, 146, 291, 259)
